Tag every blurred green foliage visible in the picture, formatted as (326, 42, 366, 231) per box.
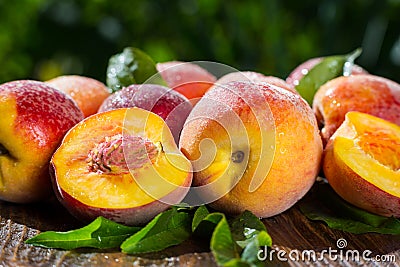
(0, 0, 399, 83)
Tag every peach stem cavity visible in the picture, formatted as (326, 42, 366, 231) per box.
(231, 151, 245, 163)
(0, 144, 8, 156)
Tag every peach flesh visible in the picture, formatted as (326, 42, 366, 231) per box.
(324, 112, 400, 217)
(357, 131, 400, 171)
(51, 108, 192, 225)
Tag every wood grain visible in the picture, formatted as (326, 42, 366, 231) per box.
(0, 193, 399, 266)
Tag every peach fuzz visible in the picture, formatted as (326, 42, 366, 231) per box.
(323, 111, 400, 217)
(179, 81, 322, 218)
(51, 107, 192, 225)
(46, 75, 110, 117)
(213, 71, 298, 96)
(0, 80, 83, 203)
(156, 61, 216, 105)
(313, 74, 400, 144)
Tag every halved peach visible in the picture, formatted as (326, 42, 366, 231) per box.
(51, 107, 192, 225)
(323, 111, 400, 217)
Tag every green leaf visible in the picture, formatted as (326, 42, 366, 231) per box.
(106, 47, 167, 92)
(211, 214, 240, 265)
(120, 207, 191, 254)
(299, 182, 400, 234)
(192, 205, 210, 232)
(202, 210, 272, 267)
(230, 210, 267, 244)
(295, 48, 362, 105)
(240, 231, 272, 263)
(25, 217, 140, 250)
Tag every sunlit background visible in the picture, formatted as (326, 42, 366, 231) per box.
(0, 0, 399, 84)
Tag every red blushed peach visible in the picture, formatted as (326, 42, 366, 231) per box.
(156, 61, 216, 105)
(323, 111, 400, 217)
(0, 80, 84, 203)
(313, 74, 400, 144)
(179, 81, 322, 218)
(286, 57, 367, 87)
(51, 107, 192, 225)
(98, 84, 192, 145)
(214, 71, 298, 94)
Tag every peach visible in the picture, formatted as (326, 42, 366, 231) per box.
(323, 111, 400, 217)
(98, 84, 192, 144)
(0, 80, 84, 203)
(179, 81, 322, 218)
(46, 75, 110, 117)
(286, 57, 367, 87)
(214, 71, 297, 94)
(51, 107, 192, 225)
(313, 74, 400, 144)
(156, 61, 216, 105)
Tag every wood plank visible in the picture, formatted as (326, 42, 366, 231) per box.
(0, 193, 398, 266)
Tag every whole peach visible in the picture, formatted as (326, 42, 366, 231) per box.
(0, 80, 84, 203)
(313, 74, 400, 144)
(214, 71, 297, 94)
(156, 61, 216, 105)
(179, 81, 322, 218)
(46, 75, 110, 118)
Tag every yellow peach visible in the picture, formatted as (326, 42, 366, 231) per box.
(323, 111, 400, 217)
(179, 81, 322, 218)
(51, 107, 192, 225)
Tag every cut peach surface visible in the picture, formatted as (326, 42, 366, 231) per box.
(51, 107, 192, 225)
(324, 111, 400, 217)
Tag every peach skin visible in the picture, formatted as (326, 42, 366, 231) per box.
(179, 81, 322, 218)
(313, 74, 400, 144)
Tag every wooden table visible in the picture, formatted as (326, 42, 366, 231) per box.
(0, 190, 399, 266)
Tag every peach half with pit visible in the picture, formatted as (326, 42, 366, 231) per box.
(51, 107, 192, 225)
(179, 81, 322, 218)
(323, 111, 400, 217)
